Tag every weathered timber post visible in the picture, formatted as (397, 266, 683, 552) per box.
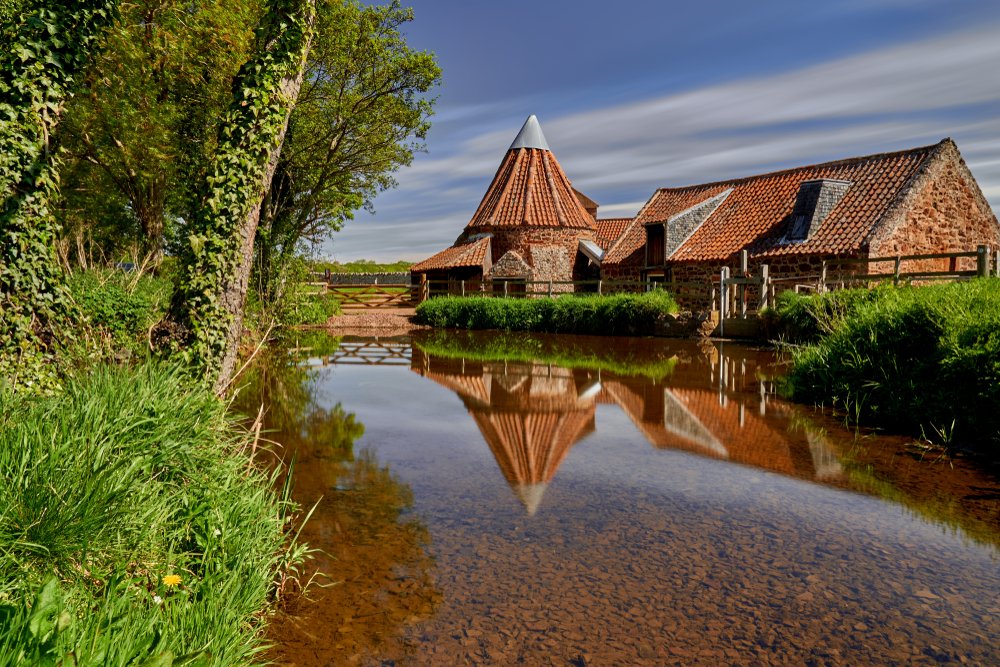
(720, 266, 730, 321)
(548, 280, 553, 298)
(739, 250, 749, 319)
(597, 279, 603, 295)
(894, 256, 902, 285)
(759, 264, 770, 311)
(976, 244, 988, 277)
(418, 273, 427, 303)
(504, 281, 509, 298)
(460, 280, 465, 297)
(819, 260, 828, 293)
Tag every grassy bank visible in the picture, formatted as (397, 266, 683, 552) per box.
(0, 364, 305, 664)
(414, 330, 678, 379)
(777, 280, 1000, 449)
(414, 291, 679, 335)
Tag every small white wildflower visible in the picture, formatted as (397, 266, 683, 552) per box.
(153, 594, 163, 605)
(213, 528, 221, 537)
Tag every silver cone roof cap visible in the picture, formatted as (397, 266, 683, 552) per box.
(508, 114, 550, 151)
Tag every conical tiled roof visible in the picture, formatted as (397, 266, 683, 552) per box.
(465, 116, 596, 231)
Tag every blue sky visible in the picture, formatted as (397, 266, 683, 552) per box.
(325, 0, 1000, 262)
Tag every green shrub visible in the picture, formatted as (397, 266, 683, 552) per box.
(768, 286, 887, 342)
(414, 291, 678, 335)
(0, 363, 305, 664)
(785, 279, 1000, 448)
(68, 269, 173, 351)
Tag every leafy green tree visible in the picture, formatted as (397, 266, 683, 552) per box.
(57, 0, 263, 265)
(254, 0, 440, 301)
(0, 0, 120, 390)
(168, 0, 317, 392)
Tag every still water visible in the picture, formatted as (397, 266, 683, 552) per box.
(239, 330, 1000, 666)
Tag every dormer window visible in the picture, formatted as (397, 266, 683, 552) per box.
(787, 179, 852, 242)
(788, 214, 810, 241)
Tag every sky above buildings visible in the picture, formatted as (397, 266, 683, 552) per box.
(325, 0, 1000, 262)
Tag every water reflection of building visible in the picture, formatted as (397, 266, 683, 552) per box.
(412, 350, 599, 514)
(410, 341, 844, 515)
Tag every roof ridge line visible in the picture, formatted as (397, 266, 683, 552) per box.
(654, 139, 949, 193)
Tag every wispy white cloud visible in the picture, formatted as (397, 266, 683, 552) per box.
(328, 23, 1000, 262)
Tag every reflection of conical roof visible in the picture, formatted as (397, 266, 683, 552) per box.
(411, 351, 597, 515)
(472, 408, 596, 515)
(465, 116, 596, 231)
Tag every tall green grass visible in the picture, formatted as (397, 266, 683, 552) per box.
(0, 364, 305, 665)
(415, 291, 679, 335)
(784, 279, 1000, 449)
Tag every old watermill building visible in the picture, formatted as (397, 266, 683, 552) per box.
(412, 116, 999, 307)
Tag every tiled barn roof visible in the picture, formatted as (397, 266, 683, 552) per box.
(410, 235, 490, 273)
(604, 140, 945, 265)
(595, 217, 632, 248)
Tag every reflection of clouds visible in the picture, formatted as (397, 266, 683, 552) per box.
(329, 24, 1000, 262)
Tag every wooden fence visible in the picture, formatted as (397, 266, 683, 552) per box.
(307, 246, 999, 314)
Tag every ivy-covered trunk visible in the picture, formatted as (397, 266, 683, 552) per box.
(0, 1, 120, 390)
(170, 0, 316, 393)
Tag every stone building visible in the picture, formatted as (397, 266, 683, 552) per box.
(602, 138, 1000, 307)
(410, 115, 615, 292)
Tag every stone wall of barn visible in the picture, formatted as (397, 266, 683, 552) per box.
(869, 142, 1000, 274)
(462, 226, 598, 289)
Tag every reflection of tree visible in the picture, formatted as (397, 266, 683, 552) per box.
(235, 337, 438, 664)
(268, 449, 440, 665)
(234, 339, 363, 462)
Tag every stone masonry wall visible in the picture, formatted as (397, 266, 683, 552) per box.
(471, 226, 598, 288)
(869, 141, 1000, 274)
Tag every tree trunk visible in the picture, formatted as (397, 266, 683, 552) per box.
(168, 0, 317, 393)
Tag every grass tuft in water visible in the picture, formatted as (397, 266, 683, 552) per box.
(781, 279, 1000, 449)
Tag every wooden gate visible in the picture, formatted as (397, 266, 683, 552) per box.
(310, 282, 417, 309)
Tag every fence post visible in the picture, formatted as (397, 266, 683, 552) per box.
(759, 264, 770, 311)
(548, 280, 553, 298)
(461, 280, 465, 297)
(504, 281, 509, 298)
(597, 279, 603, 295)
(994, 248, 999, 277)
(720, 267, 730, 320)
(894, 256, 901, 285)
(977, 244, 988, 277)
(819, 260, 827, 293)
(418, 274, 427, 303)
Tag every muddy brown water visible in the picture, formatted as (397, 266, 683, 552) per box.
(237, 330, 1000, 666)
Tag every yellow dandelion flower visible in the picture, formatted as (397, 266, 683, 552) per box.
(162, 574, 182, 588)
